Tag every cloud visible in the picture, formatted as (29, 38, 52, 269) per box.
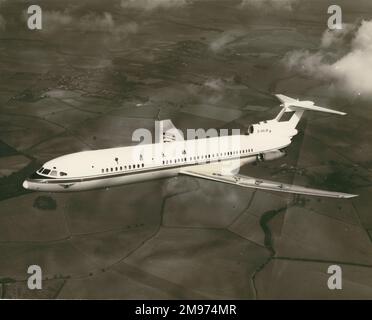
(320, 23, 358, 49)
(42, 10, 73, 29)
(240, 0, 298, 11)
(209, 30, 245, 52)
(79, 12, 115, 32)
(41, 11, 137, 39)
(283, 20, 372, 98)
(120, 0, 188, 11)
(78, 12, 138, 37)
(204, 78, 225, 91)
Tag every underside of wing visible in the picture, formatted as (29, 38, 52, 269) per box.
(180, 168, 357, 199)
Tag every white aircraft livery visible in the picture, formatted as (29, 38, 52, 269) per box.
(22, 94, 357, 199)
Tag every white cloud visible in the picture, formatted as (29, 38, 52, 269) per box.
(115, 21, 138, 38)
(240, 0, 298, 11)
(320, 23, 357, 49)
(41, 11, 137, 39)
(204, 78, 225, 91)
(43, 10, 73, 29)
(283, 20, 372, 98)
(78, 12, 138, 37)
(79, 12, 115, 32)
(209, 30, 244, 52)
(121, 0, 188, 11)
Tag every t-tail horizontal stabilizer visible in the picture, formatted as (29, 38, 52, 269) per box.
(275, 94, 346, 115)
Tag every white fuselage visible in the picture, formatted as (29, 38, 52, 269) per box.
(23, 130, 292, 192)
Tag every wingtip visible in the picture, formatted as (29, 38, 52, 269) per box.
(342, 194, 358, 199)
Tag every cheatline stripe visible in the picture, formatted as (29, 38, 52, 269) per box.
(27, 154, 262, 185)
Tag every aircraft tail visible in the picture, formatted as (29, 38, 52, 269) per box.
(274, 94, 346, 129)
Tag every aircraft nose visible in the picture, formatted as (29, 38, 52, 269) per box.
(22, 180, 29, 190)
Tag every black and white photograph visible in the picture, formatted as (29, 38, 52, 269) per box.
(0, 0, 372, 305)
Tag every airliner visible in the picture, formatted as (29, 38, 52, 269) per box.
(22, 94, 357, 198)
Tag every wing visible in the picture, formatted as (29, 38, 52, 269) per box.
(180, 167, 357, 199)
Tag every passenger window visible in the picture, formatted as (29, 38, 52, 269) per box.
(111, 168, 113, 172)
(115, 167, 118, 171)
(137, 164, 140, 168)
(120, 166, 122, 170)
(142, 163, 144, 167)
(129, 165, 131, 169)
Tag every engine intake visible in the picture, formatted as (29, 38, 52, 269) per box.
(256, 150, 286, 162)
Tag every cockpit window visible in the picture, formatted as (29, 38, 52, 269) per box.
(42, 169, 51, 175)
(50, 170, 57, 177)
(38, 167, 44, 173)
(60, 172, 67, 176)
